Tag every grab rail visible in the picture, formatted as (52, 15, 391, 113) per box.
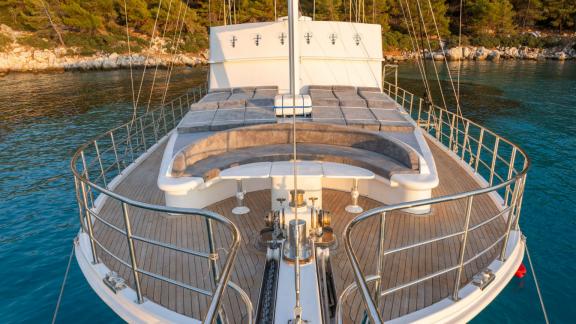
(71, 85, 254, 323)
(338, 81, 530, 323)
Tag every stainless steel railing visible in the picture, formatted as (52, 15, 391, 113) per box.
(338, 81, 530, 323)
(71, 85, 254, 323)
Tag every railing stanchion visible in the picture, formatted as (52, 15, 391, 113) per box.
(489, 137, 500, 186)
(394, 68, 398, 98)
(151, 112, 159, 143)
(94, 140, 107, 188)
(416, 97, 423, 127)
(74, 177, 85, 233)
(139, 118, 147, 151)
(474, 128, 485, 173)
(437, 109, 443, 141)
(80, 151, 95, 206)
(374, 212, 386, 306)
(504, 147, 517, 205)
(513, 176, 526, 231)
(500, 176, 521, 261)
(461, 120, 470, 162)
(452, 195, 474, 301)
(426, 101, 432, 131)
(454, 115, 460, 153)
(205, 218, 221, 285)
(121, 202, 144, 304)
(110, 132, 122, 174)
(179, 96, 184, 118)
(161, 106, 168, 135)
(80, 180, 98, 264)
(401, 89, 406, 110)
(178, 97, 183, 121)
(171, 102, 177, 128)
(449, 113, 456, 152)
(409, 93, 414, 115)
(125, 124, 135, 163)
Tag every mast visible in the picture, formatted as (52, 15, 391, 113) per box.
(288, 0, 300, 95)
(288, 0, 302, 322)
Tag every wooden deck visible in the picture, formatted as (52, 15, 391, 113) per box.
(91, 138, 505, 322)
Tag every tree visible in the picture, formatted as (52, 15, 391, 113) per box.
(543, 0, 576, 33)
(60, 2, 102, 33)
(466, 0, 516, 36)
(511, 0, 544, 28)
(0, 0, 48, 31)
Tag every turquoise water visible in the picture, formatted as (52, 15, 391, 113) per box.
(0, 62, 574, 323)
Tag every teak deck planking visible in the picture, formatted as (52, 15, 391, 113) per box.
(91, 137, 505, 322)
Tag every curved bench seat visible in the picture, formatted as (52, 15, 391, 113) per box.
(171, 122, 420, 181)
(176, 143, 417, 181)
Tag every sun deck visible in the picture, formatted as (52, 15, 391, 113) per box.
(91, 135, 505, 322)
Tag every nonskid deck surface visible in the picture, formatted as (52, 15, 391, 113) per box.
(92, 138, 505, 322)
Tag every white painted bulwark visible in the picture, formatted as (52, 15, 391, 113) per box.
(209, 20, 383, 92)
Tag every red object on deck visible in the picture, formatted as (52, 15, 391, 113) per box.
(515, 263, 527, 278)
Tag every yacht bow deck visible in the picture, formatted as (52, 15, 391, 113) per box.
(92, 135, 505, 322)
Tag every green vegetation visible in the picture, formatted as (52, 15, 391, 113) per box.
(0, 0, 574, 54)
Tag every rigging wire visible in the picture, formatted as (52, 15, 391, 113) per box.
(397, 0, 440, 132)
(413, 0, 449, 111)
(122, 0, 137, 127)
(228, 0, 232, 25)
(223, 0, 227, 26)
(51, 243, 75, 324)
(525, 244, 551, 324)
(424, 0, 463, 116)
(398, 0, 433, 103)
(160, 0, 191, 107)
(145, 0, 176, 114)
(133, 0, 164, 113)
(349, 0, 352, 22)
(457, 0, 463, 100)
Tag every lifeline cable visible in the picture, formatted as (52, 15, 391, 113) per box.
(525, 243, 550, 324)
(51, 243, 75, 324)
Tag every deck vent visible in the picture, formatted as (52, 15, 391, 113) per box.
(472, 268, 495, 290)
(103, 271, 127, 293)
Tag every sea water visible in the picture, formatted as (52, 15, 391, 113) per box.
(0, 62, 573, 323)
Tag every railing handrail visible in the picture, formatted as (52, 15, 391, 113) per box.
(71, 85, 254, 323)
(340, 81, 531, 323)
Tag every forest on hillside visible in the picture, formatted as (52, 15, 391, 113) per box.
(0, 0, 575, 54)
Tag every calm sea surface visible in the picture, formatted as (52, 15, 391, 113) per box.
(0, 62, 574, 323)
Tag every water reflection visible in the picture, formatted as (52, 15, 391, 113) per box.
(0, 67, 208, 138)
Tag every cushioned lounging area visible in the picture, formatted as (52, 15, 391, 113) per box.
(177, 144, 415, 181)
(171, 122, 420, 180)
(308, 85, 414, 132)
(181, 85, 413, 133)
(181, 86, 279, 132)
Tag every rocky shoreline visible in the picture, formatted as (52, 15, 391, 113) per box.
(1, 43, 575, 74)
(385, 44, 576, 62)
(0, 46, 208, 73)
